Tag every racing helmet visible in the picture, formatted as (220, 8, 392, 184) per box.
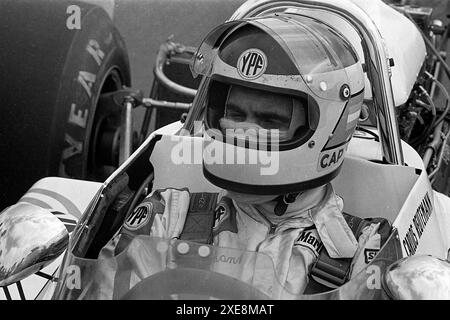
(191, 13, 365, 197)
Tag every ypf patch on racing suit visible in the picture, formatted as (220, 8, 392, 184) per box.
(122, 191, 165, 235)
(213, 197, 238, 236)
(124, 202, 153, 231)
(294, 226, 324, 257)
(112, 190, 166, 255)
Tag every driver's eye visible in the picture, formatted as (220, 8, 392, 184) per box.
(260, 118, 285, 130)
(226, 109, 246, 122)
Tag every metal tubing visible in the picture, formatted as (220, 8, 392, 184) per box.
(154, 42, 197, 98)
(142, 98, 191, 111)
(423, 62, 442, 168)
(119, 101, 133, 164)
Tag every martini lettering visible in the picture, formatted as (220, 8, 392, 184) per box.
(295, 229, 323, 255)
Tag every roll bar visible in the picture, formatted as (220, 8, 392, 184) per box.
(228, 0, 404, 165)
(154, 40, 197, 98)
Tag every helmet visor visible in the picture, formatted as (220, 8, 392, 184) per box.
(191, 14, 358, 102)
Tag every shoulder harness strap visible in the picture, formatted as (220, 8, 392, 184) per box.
(306, 213, 391, 292)
(179, 192, 219, 244)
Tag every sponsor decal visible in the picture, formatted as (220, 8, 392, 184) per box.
(295, 228, 323, 257)
(318, 147, 345, 171)
(61, 38, 108, 177)
(401, 192, 433, 256)
(364, 248, 379, 264)
(77, 71, 96, 98)
(215, 254, 242, 264)
(212, 197, 238, 235)
(189, 192, 216, 212)
(68, 103, 88, 129)
(61, 134, 83, 162)
(124, 202, 153, 231)
(237, 49, 267, 80)
(213, 204, 228, 230)
(86, 40, 105, 67)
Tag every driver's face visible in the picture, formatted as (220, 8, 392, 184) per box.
(224, 85, 293, 131)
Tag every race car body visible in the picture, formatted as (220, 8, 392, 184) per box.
(1, 0, 450, 300)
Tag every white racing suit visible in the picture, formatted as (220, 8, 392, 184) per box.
(98, 183, 385, 299)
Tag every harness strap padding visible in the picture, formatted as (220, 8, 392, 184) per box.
(179, 192, 219, 244)
(305, 213, 391, 293)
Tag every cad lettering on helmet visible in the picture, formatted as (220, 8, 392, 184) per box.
(237, 49, 267, 80)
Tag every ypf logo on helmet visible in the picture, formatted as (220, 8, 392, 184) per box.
(237, 49, 267, 80)
(124, 202, 153, 231)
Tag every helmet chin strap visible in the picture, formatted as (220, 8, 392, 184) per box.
(274, 192, 301, 216)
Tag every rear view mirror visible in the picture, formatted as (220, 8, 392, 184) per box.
(383, 254, 450, 299)
(0, 203, 69, 287)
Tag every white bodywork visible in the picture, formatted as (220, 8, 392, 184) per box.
(0, 178, 102, 300)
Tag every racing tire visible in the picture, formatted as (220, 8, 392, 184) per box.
(0, 0, 131, 207)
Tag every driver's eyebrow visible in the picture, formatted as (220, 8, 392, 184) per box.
(225, 102, 244, 113)
(255, 110, 290, 123)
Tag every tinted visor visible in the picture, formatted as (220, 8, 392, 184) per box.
(191, 14, 357, 102)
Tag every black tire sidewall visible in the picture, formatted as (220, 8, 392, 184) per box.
(50, 5, 131, 179)
(0, 1, 131, 206)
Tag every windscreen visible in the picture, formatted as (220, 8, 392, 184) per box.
(54, 232, 401, 300)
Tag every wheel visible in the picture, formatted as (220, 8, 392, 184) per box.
(0, 0, 131, 207)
